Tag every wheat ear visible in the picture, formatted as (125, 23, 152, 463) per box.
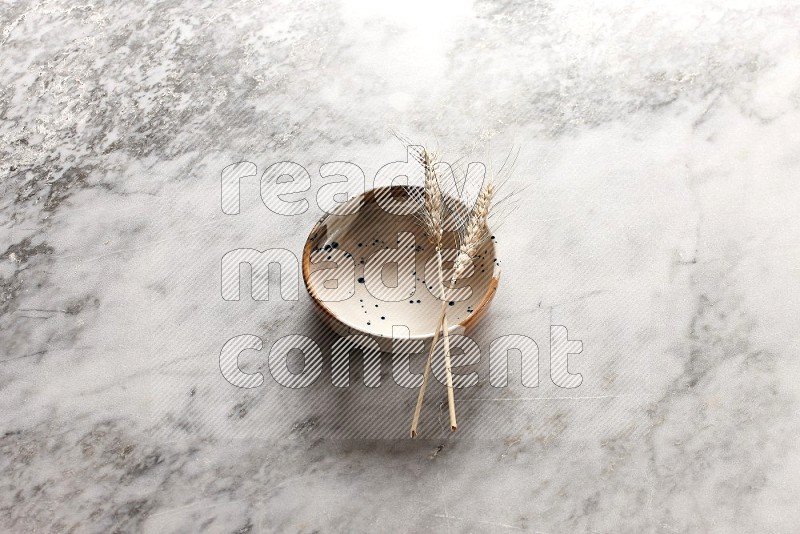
(453, 182, 495, 282)
(417, 149, 441, 244)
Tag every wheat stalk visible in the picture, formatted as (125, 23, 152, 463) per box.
(410, 147, 496, 438)
(436, 181, 494, 431)
(410, 147, 458, 436)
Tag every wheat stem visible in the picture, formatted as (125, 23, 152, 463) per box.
(441, 310, 457, 432)
(437, 248, 457, 432)
(410, 299, 448, 438)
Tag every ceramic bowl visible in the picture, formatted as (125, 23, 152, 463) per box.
(302, 186, 499, 347)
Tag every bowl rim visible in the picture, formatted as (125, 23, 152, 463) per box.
(301, 185, 500, 341)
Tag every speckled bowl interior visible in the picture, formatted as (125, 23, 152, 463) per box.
(302, 186, 499, 340)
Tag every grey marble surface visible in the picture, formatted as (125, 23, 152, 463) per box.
(2, 0, 800, 532)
